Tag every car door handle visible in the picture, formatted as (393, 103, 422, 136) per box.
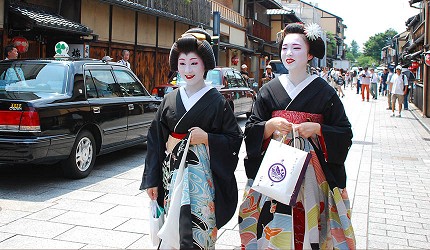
(128, 104, 134, 110)
(92, 107, 100, 114)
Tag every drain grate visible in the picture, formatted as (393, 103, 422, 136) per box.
(423, 137, 430, 141)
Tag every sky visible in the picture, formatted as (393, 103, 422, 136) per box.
(308, 0, 420, 50)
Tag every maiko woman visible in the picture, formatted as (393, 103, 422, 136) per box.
(239, 23, 356, 249)
(140, 28, 243, 249)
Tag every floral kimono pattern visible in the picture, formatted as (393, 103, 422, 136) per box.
(239, 110, 355, 250)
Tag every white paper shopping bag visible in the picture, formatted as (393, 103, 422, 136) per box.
(251, 136, 311, 206)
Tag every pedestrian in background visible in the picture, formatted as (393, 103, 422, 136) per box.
(370, 68, 379, 100)
(380, 68, 389, 96)
(357, 67, 363, 94)
(240, 63, 250, 82)
(360, 67, 371, 101)
(117, 49, 131, 69)
(320, 66, 329, 83)
(261, 64, 275, 84)
(239, 22, 355, 249)
(140, 28, 243, 249)
(351, 70, 358, 90)
(4, 45, 18, 60)
(390, 65, 408, 117)
(403, 70, 415, 110)
(386, 68, 394, 110)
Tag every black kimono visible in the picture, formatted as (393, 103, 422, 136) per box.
(140, 87, 243, 249)
(238, 76, 356, 249)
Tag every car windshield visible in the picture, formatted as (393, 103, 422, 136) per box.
(0, 62, 67, 94)
(205, 70, 222, 85)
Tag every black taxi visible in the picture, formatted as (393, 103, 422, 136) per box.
(0, 57, 160, 178)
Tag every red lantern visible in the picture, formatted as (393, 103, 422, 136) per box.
(12, 37, 29, 53)
(425, 53, 430, 67)
(411, 61, 419, 69)
(231, 55, 239, 65)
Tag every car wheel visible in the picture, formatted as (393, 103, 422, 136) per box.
(62, 130, 96, 179)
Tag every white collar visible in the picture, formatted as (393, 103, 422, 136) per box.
(179, 85, 213, 111)
(279, 74, 317, 100)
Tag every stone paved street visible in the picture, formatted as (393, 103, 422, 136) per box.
(1, 86, 430, 249)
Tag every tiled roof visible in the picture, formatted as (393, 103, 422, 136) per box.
(10, 3, 93, 35)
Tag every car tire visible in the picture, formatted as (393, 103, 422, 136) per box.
(62, 130, 96, 179)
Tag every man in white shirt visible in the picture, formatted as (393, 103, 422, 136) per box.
(369, 68, 379, 100)
(117, 49, 131, 69)
(390, 65, 408, 117)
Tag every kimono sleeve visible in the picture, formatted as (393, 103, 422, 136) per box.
(320, 94, 353, 166)
(207, 100, 243, 228)
(243, 88, 273, 179)
(140, 98, 170, 190)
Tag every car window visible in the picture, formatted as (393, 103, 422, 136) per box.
(113, 70, 149, 96)
(84, 70, 98, 98)
(206, 70, 222, 85)
(226, 70, 240, 88)
(0, 63, 67, 93)
(233, 71, 246, 87)
(85, 69, 121, 98)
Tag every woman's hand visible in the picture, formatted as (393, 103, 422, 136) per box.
(295, 122, 321, 138)
(147, 187, 158, 200)
(264, 117, 293, 139)
(189, 127, 208, 145)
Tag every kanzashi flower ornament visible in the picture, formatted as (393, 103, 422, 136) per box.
(304, 23, 322, 41)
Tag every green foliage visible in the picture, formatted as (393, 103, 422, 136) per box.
(363, 29, 397, 62)
(326, 32, 336, 58)
(350, 40, 360, 58)
(356, 55, 377, 68)
(184, 0, 192, 3)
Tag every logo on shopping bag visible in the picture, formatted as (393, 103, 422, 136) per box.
(268, 163, 286, 182)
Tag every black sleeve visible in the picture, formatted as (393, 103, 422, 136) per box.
(243, 87, 273, 179)
(207, 100, 243, 228)
(140, 98, 169, 190)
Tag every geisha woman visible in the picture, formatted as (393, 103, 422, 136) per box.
(140, 28, 243, 249)
(238, 23, 356, 249)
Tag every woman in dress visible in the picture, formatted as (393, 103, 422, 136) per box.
(238, 23, 355, 249)
(140, 28, 243, 249)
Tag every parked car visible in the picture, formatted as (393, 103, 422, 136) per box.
(151, 83, 178, 98)
(269, 60, 289, 77)
(0, 58, 161, 178)
(205, 67, 256, 117)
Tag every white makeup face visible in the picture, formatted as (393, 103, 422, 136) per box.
(177, 52, 205, 87)
(280, 34, 313, 71)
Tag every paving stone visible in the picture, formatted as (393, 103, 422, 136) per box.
(51, 198, 116, 214)
(102, 205, 148, 220)
(0, 209, 30, 224)
(51, 211, 129, 229)
(408, 239, 430, 249)
(387, 231, 427, 242)
(26, 208, 68, 221)
(93, 193, 144, 207)
(54, 226, 141, 249)
(0, 199, 53, 213)
(0, 235, 85, 249)
(0, 232, 14, 242)
(0, 218, 73, 238)
(126, 234, 155, 249)
(216, 229, 242, 247)
(114, 218, 149, 234)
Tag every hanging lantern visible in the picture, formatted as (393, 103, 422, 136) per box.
(231, 55, 239, 65)
(425, 53, 430, 67)
(12, 37, 29, 53)
(411, 61, 419, 69)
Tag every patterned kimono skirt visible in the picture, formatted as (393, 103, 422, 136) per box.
(239, 111, 355, 250)
(162, 136, 217, 249)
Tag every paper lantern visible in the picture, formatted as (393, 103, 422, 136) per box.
(231, 55, 239, 65)
(425, 53, 430, 67)
(12, 37, 29, 53)
(411, 61, 419, 69)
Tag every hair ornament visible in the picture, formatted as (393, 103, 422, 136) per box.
(304, 23, 322, 41)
